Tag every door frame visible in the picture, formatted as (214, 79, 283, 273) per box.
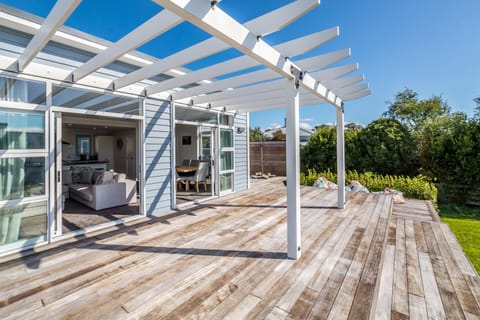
(48, 107, 145, 239)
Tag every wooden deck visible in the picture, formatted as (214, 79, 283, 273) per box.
(1, 178, 479, 319)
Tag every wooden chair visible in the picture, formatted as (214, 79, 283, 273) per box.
(185, 161, 209, 193)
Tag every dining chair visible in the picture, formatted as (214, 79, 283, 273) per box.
(176, 172, 186, 191)
(190, 159, 200, 167)
(185, 161, 209, 193)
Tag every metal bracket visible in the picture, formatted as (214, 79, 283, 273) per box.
(290, 65, 304, 89)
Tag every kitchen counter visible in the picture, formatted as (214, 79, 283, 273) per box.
(62, 160, 108, 170)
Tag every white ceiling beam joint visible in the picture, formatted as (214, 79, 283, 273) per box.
(72, 10, 182, 82)
(17, 0, 82, 71)
(147, 29, 337, 96)
(153, 0, 342, 108)
(113, 0, 319, 90)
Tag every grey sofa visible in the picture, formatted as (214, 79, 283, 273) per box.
(63, 168, 136, 211)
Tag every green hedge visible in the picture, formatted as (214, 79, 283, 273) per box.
(300, 169, 437, 202)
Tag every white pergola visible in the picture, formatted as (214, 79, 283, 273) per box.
(0, 0, 370, 259)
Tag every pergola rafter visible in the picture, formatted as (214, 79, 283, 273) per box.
(145, 29, 339, 96)
(113, 0, 319, 90)
(17, 0, 81, 72)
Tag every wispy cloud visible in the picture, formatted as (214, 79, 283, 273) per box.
(267, 122, 282, 130)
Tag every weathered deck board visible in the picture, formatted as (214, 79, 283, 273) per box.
(0, 177, 479, 319)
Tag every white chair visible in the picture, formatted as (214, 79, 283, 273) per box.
(190, 159, 200, 167)
(185, 161, 209, 193)
(181, 159, 191, 166)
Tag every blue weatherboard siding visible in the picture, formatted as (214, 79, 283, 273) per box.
(145, 100, 172, 216)
(234, 113, 248, 191)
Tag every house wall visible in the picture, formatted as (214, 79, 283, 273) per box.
(144, 100, 172, 216)
(234, 113, 248, 191)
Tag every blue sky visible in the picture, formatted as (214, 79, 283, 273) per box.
(4, 0, 480, 129)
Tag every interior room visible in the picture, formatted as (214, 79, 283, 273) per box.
(61, 114, 140, 233)
(175, 123, 214, 204)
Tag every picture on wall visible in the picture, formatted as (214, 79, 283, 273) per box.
(182, 135, 192, 145)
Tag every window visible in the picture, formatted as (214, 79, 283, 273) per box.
(76, 135, 92, 155)
(0, 76, 45, 104)
(219, 129, 234, 193)
(0, 109, 45, 149)
(0, 108, 47, 251)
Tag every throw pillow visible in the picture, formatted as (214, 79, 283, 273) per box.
(92, 170, 104, 185)
(101, 171, 114, 184)
(79, 167, 94, 184)
(71, 167, 82, 183)
(62, 170, 72, 185)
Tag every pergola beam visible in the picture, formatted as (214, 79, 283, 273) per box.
(17, 0, 81, 71)
(343, 89, 372, 101)
(113, 0, 320, 89)
(147, 29, 339, 96)
(295, 49, 351, 72)
(153, 0, 342, 107)
(72, 10, 182, 82)
(321, 74, 364, 90)
(187, 48, 351, 105)
(209, 88, 285, 108)
(191, 78, 284, 105)
(311, 63, 358, 80)
(335, 83, 369, 96)
(172, 28, 339, 100)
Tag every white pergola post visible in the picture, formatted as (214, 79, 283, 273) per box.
(286, 79, 301, 259)
(336, 105, 346, 209)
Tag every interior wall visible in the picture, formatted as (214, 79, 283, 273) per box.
(62, 126, 110, 161)
(62, 119, 137, 179)
(175, 124, 198, 165)
(112, 128, 136, 179)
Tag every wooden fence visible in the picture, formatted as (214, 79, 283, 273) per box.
(250, 141, 286, 176)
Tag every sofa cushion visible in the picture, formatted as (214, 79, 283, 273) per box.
(71, 167, 93, 184)
(69, 184, 93, 202)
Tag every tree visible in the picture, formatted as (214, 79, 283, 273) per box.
(474, 96, 480, 119)
(356, 118, 419, 176)
(249, 126, 265, 142)
(271, 129, 286, 141)
(383, 88, 450, 130)
(383, 88, 452, 176)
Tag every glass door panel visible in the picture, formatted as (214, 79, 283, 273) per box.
(199, 126, 214, 196)
(219, 128, 234, 194)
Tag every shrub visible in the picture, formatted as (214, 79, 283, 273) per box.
(300, 169, 437, 203)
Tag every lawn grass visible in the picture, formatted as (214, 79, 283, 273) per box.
(439, 203, 480, 274)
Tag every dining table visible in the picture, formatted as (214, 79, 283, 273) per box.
(175, 165, 197, 175)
